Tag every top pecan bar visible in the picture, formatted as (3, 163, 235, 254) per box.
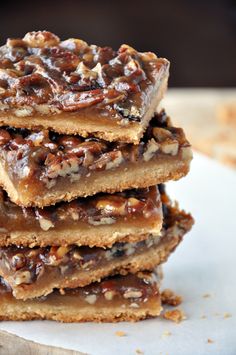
(0, 31, 169, 144)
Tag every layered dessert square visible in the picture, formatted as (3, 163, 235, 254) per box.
(0, 188, 194, 299)
(0, 270, 162, 322)
(0, 186, 163, 247)
(0, 29, 194, 326)
(0, 31, 169, 144)
(0, 111, 192, 207)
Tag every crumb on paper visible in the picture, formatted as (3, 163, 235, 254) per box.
(135, 349, 144, 354)
(202, 293, 212, 298)
(161, 289, 182, 306)
(207, 338, 214, 344)
(115, 331, 126, 337)
(161, 330, 172, 338)
(163, 309, 186, 323)
(200, 315, 207, 319)
(224, 312, 232, 319)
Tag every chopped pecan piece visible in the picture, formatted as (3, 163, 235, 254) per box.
(163, 309, 186, 323)
(161, 289, 182, 306)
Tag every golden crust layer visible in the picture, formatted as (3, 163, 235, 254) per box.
(0, 228, 152, 249)
(0, 305, 162, 323)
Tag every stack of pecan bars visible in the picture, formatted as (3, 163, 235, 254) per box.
(0, 31, 194, 322)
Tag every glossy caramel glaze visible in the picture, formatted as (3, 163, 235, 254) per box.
(0, 31, 169, 122)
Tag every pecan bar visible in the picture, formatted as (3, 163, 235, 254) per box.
(0, 31, 169, 144)
(0, 270, 162, 322)
(0, 111, 192, 207)
(0, 189, 194, 299)
(0, 186, 162, 248)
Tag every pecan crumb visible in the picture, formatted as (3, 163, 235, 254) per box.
(163, 309, 186, 323)
(207, 338, 214, 344)
(161, 289, 182, 306)
(202, 293, 212, 298)
(115, 331, 126, 337)
(135, 349, 144, 354)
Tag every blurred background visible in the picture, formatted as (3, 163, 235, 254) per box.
(0, 0, 235, 87)
(0, 0, 236, 168)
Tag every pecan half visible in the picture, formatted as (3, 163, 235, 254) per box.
(59, 89, 106, 111)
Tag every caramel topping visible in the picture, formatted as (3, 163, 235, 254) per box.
(0, 31, 169, 120)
